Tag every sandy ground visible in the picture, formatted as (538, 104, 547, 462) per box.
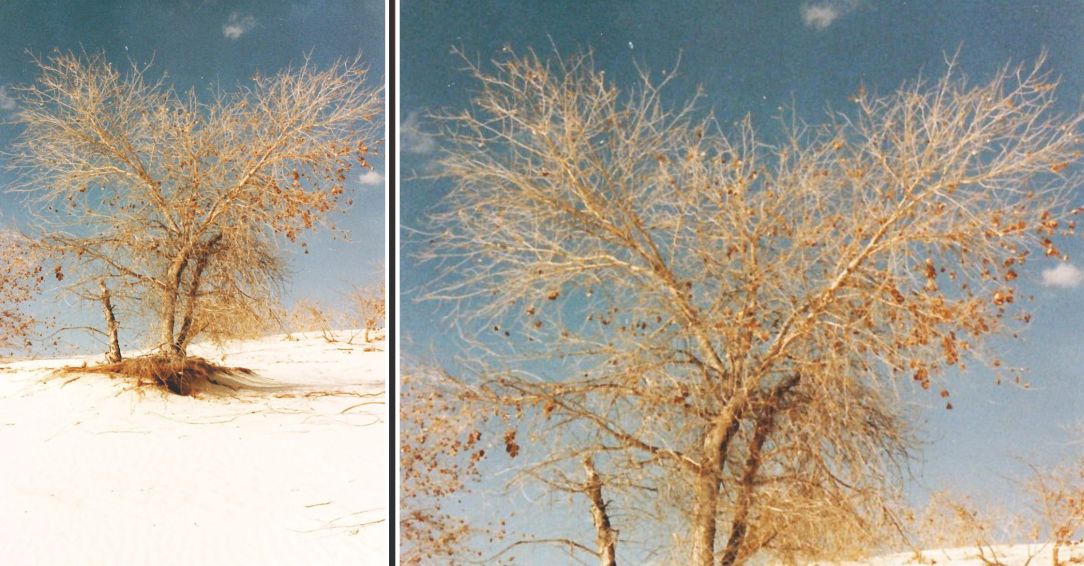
(0, 331, 387, 565)
(817, 541, 1084, 565)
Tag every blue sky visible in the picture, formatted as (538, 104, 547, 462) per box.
(0, 0, 386, 354)
(400, 0, 1084, 528)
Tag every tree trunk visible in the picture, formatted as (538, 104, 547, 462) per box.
(159, 288, 181, 358)
(692, 459, 721, 566)
(172, 234, 221, 357)
(719, 415, 774, 566)
(692, 412, 742, 566)
(174, 250, 212, 356)
(99, 279, 122, 363)
(583, 456, 618, 566)
(159, 258, 188, 359)
(720, 375, 799, 566)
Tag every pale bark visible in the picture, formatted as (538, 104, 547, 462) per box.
(692, 409, 743, 566)
(158, 248, 193, 358)
(720, 413, 774, 565)
(174, 234, 221, 355)
(583, 456, 618, 566)
(98, 279, 122, 362)
(691, 458, 721, 566)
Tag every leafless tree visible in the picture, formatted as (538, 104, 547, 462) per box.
(412, 48, 1084, 564)
(285, 267, 385, 345)
(348, 264, 386, 343)
(904, 460, 1084, 566)
(907, 490, 1019, 565)
(6, 51, 382, 358)
(1025, 459, 1084, 566)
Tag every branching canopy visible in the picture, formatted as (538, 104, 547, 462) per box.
(7, 51, 383, 354)
(412, 49, 1084, 564)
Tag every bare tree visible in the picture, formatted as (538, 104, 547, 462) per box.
(285, 266, 385, 345)
(904, 462, 1084, 566)
(413, 48, 1084, 564)
(349, 264, 386, 343)
(7, 51, 382, 358)
(907, 490, 1020, 565)
(1025, 460, 1084, 566)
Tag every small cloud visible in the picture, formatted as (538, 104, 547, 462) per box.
(223, 12, 257, 39)
(0, 85, 15, 112)
(402, 112, 437, 155)
(801, 0, 861, 30)
(1042, 263, 1084, 288)
(359, 170, 384, 186)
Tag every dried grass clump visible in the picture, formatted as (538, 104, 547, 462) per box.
(59, 355, 254, 396)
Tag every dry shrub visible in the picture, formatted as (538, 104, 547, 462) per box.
(900, 461, 1084, 566)
(287, 299, 342, 342)
(287, 284, 385, 345)
(195, 299, 287, 346)
(1024, 460, 1084, 565)
(348, 279, 385, 342)
(901, 490, 1038, 565)
(400, 365, 498, 564)
(58, 355, 254, 396)
(135, 284, 287, 350)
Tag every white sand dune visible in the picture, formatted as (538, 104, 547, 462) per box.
(0, 331, 387, 565)
(820, 541, 1084, 565)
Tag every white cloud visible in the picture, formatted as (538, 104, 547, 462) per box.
(801, 0, 861, 30)
(1042, 263, 1084, 288)
(359, 170, 384, 186)
(223, 12, 257, 39)
(0, 85, 15, 112)
(402, 111, 437, 155)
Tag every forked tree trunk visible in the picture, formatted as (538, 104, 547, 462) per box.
(99, 279, 122, 363)
(692, 414, 742, 566)
(720, 414, 775, 566)
(583, 456, 618, 566)
(159, 251, 193, 359)
(171, 234, 221, 357)
(691, 390, 759, 566)
(719, 375, 799, 566)
(174, 250, 212, 356)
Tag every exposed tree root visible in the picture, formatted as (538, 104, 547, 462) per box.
(55, 355, 254, 396)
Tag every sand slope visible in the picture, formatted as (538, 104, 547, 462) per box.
(0, 332, 387, 565)
(818, 542, 1084, 565)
